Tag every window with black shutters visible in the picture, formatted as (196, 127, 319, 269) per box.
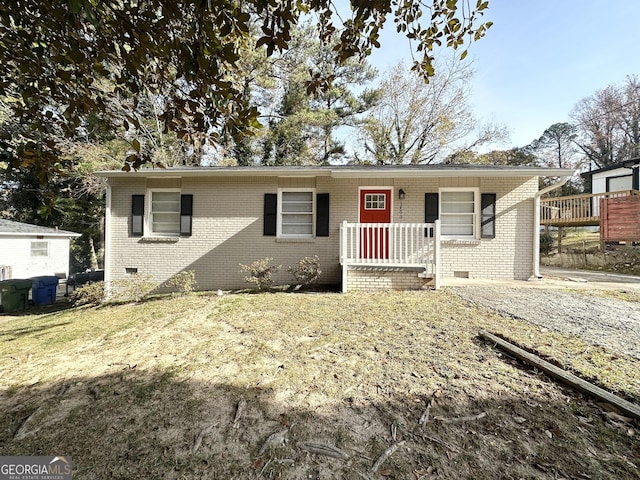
(264, 191, 330, 238)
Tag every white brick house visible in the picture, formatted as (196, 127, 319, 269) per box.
(98, 165, 573, 292)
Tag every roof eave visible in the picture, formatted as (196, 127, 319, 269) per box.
(328, 167, 576, 178)
(0, 232, 82, 238)
(96, 166, 576, 179)
(95, 167, 333, 179)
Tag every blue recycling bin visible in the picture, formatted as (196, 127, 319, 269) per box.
(31, 276, 59, 306)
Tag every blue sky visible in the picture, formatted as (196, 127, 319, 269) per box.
(365, 1, 640, 149)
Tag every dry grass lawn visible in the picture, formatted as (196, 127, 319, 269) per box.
(0, 289, 638, 479)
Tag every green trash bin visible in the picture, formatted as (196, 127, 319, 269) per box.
(0, 279, 32, 313)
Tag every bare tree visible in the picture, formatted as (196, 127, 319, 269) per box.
(619, 77, 640, 159)
(359, 59, 505, 164)
(572, 75, 640, 168)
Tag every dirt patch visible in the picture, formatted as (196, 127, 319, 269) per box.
(543, 250, 640, 275)
(541, 227, 640, 275)
(452, 286, 640, 361)
(0, 292, 638, 479)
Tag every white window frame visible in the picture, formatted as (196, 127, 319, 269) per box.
(277, 188, 316, 238)
(30, 240, 49, 257)
(439, 187, 480, 240)
(364, 193, 387, 210)
(147, 189, 181, 237)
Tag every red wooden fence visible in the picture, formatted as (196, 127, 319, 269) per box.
(600, 196, 640, 243)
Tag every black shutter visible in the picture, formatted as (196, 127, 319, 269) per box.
(264, 193, 277, 236)
(316, 193, 330, 237)
(180, 194, 193, 236)
(481, 193, 497, 239)
(425, 192, 439, 237)
(131, 195, 144, 237)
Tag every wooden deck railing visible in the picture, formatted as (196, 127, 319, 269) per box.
(540, 190, 640, 226)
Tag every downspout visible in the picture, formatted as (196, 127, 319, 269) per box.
(103, 182, 112, 299)
(533, 175, 571, 279)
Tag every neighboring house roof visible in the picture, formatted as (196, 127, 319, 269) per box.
(0, 219, 81, 238)
(97, 164, 576, 179)
(581, 157, 640, 179)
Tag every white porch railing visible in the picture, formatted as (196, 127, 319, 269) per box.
(340, 220, 441, 288)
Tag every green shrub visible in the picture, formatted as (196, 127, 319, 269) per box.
(240, 258, 280, 291)
(540, 232, 554, 255)
(70, 281, 105, 306)
(166, 270, 197, 295)
(288, 255, 322, 286)
(112, 273, 158, 302)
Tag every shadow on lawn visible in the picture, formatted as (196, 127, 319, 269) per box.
(0, 369, 638, 479)
(0, 300, 74, 319)
(0, 321, 73, 342)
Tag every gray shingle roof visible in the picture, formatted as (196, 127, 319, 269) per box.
(0, 219, 81, 237)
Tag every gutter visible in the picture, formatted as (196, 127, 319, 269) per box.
(532, 175, 572, 279)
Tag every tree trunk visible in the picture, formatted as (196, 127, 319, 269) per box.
(97, 216, 105, 269)
(89, 237, 99, 271)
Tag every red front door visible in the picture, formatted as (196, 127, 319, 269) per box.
(359, 189, 392, 260)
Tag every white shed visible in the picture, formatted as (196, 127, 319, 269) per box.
(0, 219, 81, 280)
(583, 158, 640, 195)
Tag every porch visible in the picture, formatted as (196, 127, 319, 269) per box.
(339, 221, 441, 292)
(540, 190, 640, 227)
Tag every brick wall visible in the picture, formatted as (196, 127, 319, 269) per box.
(346, 268, 431, 291)
(106, 174, 538, 292)
(437, 177, 537, 280)
(108, 175, 342, 291)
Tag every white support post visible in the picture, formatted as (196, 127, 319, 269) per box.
(341, 221, 349, 293)
(434, 220, 441, 290)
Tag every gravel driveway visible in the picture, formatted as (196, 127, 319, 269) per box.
(451, 286, 640, 360)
